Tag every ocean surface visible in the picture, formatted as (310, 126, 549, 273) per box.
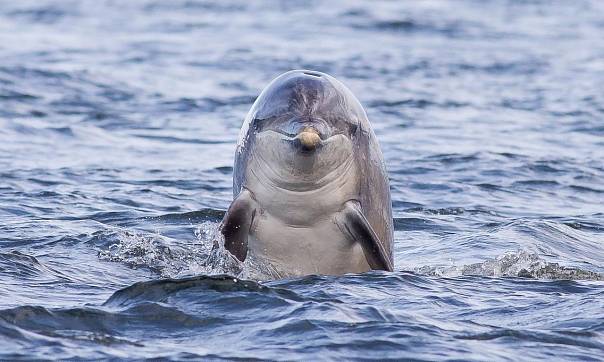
(1, 0, 603, 360)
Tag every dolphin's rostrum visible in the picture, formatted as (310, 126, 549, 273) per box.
(219, 70, 393, 278)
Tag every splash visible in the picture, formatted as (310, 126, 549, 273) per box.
(96, 224, 603, 282)
(414, 250, 603, 281)
(97, 223, 211, 278)
(95, 222, 247, 278)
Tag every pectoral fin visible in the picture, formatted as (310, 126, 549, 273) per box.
(336, 201, 393, 272)
(220, 189, 256, 262)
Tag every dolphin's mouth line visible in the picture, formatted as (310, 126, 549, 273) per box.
(251, 129, 356, 192)
(261, 129, 341, 143)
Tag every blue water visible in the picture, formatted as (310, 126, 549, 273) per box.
(1, 0, 603, 360)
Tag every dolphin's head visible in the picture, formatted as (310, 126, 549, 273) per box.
(235, 70, 368, 192)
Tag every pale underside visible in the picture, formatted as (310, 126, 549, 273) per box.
(242, 131, 371, 276)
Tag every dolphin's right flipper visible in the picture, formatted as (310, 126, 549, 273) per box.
(335, 201, 394, 272)
(220, 189, 256, 262)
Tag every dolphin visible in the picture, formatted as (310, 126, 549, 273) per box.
(219, 70, 393, 277)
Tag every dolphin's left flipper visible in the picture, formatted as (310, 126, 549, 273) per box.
(220, 189, 256, 262)
(335, 201, 393, 272)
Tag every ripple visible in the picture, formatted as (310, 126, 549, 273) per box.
(1, 0, 604, 359)
(457, 329, 604, 350)
(0, 251, 71, 282)
(8, 5, 72, 24)
(148, 209, 225, 223)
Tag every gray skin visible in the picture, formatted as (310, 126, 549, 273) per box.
(219, 70, 393, 277)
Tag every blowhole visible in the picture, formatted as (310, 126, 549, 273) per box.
(303, 71, 321, 77)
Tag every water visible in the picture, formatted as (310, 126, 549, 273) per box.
(1, 0, 603, 360)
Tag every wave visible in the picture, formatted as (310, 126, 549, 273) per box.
(103, 274, 279, 308)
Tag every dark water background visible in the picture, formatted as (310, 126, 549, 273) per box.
(1, 0, 603, 360)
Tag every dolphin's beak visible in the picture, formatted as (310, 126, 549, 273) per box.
(296, 127, 321, 152)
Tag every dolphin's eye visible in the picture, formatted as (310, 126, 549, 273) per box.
(252, 119, 262, 132)
(350, 123, 358, 135)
